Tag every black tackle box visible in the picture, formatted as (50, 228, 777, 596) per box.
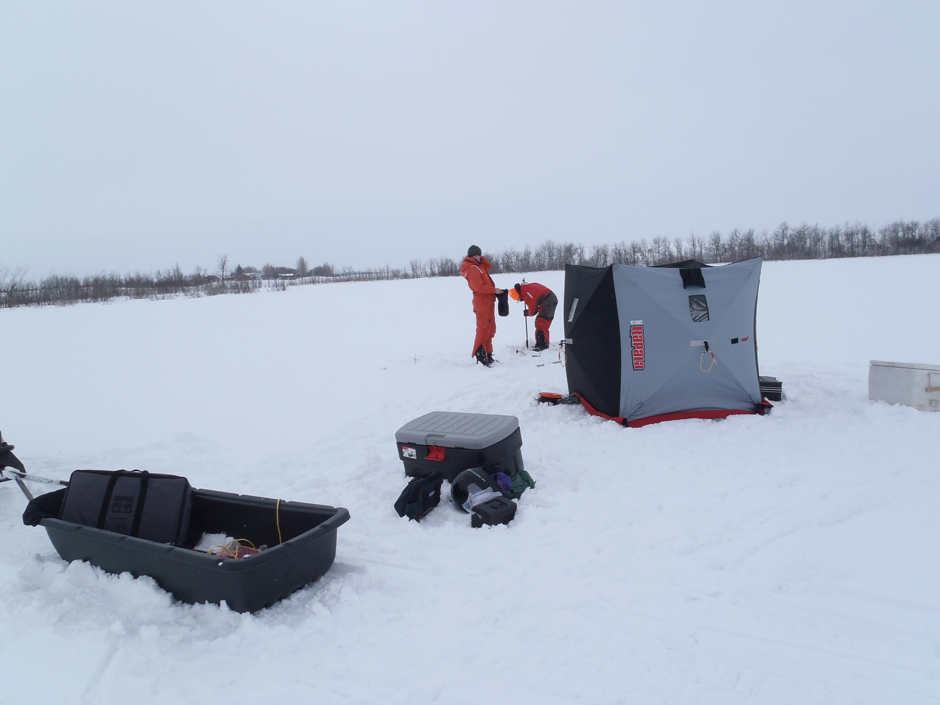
(759, 376, 784, 402)
(471, 496, 518, 528)
(395, 411, 524, 482)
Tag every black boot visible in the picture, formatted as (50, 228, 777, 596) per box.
(533, 330, 549, 352)
(486, 352, 496, 365)
(475, 346, 492, 367)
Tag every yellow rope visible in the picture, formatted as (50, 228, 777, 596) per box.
(207, 538, 260, 559)
(204, 497, 284, 559)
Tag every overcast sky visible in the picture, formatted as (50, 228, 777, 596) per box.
(2, 1, 938, 278)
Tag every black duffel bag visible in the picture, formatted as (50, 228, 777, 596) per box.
(394, 470, 443, 522)
(59, 469, 193, 545)
(496, 290, 509, 317)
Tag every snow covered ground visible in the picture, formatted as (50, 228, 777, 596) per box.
(1, 255, 938, 705)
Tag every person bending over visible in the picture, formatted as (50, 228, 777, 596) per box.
(510, 281, 557, 351)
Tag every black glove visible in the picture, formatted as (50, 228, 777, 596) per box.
(522, 309, 529, 316)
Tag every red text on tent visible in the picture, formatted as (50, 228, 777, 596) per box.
(631, 324, 645, 370)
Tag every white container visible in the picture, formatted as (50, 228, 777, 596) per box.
(869, 360, 940, 412)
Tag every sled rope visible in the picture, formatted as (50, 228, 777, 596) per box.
(276, 498, 283, 545)
(207, 538, 261, 559)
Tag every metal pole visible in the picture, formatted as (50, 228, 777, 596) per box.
(1, 468, 68, 500)
(520, 279, 529, 349)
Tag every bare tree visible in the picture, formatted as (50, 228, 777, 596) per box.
(790, 224, 810, 259)
(628, 240, 643, 266)
(296, 256, 309, 276)
(0, 266, 29, 308)
(673, 238, 684, 261)
(771, 223, 789, 260)
(611, 241, 630, 265)
(742, 229, 760, 259)
(216, 255, 229, 283)
(651, 236, 670, 264)
(589, 243, 609, 268)
(687, 233, 703, 261)
(707, 231, 723, 263)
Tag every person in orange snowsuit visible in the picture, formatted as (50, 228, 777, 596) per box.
(510, 281, 558, 351)
(460, 245, 505, 367)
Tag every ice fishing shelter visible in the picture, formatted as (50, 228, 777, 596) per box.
(563, 258, 768, 426)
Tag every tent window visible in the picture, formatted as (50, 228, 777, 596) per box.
(689, 295, 709, 322)
(567, 298, 579, 323)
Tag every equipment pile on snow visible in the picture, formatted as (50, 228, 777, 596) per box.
(393, 412, 534, 527)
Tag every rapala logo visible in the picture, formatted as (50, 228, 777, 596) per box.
(630, 325, 645, 370)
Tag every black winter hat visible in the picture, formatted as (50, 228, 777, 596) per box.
(467, 245, 482, 257)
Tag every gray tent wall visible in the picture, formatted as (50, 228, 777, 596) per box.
(563, 258, 764, 425)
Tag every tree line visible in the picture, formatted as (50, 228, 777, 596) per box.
(478, 218, 940, 274)
(2, 218, 937, 309)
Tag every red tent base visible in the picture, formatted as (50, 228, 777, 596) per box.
(572, 393, 772, 427)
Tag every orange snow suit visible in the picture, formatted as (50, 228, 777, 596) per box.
(460, 256, 499, 357)
(518, 282, 557, 343)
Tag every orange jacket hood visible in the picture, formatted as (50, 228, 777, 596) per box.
(460, 256, 498, 295)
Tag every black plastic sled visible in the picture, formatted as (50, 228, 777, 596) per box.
(22, 479, 350, 613)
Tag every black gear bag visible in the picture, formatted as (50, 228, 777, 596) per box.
(394, 470, 444, 521)
(59, 469, 193, 545)
(496, 290, 509, 317)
